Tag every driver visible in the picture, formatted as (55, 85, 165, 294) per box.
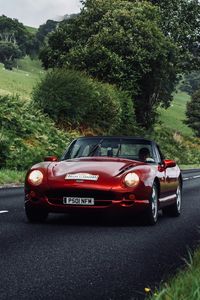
(138, 147, 151, 162)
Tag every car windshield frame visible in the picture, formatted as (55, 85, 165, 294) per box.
(62, 137, 158, 163)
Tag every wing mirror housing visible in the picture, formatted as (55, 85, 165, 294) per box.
(163, 159, 176, 168)
(44, 156, 58, 162)
(158, 159, 176, 172)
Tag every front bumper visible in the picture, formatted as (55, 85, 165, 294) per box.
(25, 188, 150, 214)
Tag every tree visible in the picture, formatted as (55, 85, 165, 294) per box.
(39, 0, 178, 128)
(185, 90, 200, 137)
(180, 71, 200, 95)
(148, 0, 200, 71)
(0, 15, 34, 69)
(36, 20, 58, 46)
(0, 41, 21, 69)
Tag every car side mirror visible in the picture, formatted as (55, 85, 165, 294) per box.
(163, 159, 176, 168)
(158, 159, 176, 172)
(44, 156, 58, 162)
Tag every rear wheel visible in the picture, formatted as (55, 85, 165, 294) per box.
(143, 183, 158, 225)
(25, 202, 48, 223)
(162, 183, 182, 217)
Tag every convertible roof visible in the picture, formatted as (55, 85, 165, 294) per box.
(77, 136, 154, 143)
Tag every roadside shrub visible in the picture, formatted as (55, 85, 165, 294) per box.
(149, 125, 200, 164)
(185, 89, 200, 137)
(32, 68, 122, 134)
(111, 89, 140, 136)
(0, 95, 73, 170)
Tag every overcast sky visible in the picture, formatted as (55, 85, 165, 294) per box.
(0, 0, 82, 28)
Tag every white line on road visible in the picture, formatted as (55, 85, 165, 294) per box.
(183, 175, 200, 181)
(0, 210, 9, 214)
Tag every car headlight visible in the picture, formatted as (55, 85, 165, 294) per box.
(28, 170, 43, 186)
(124, 172, 139, 188)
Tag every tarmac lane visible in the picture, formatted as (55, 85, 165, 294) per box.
(0, 174, 200, 300)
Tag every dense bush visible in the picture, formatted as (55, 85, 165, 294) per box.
(0, 95, 73, 170)
(149, 126, 200, 164)
(32, 68, 128, 134)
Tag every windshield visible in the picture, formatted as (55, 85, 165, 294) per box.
(63, 138, 156, 163)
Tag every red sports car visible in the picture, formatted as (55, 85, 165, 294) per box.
(25, 136, 182, 225)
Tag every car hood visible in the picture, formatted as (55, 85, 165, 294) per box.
(48, 157, 143, 184)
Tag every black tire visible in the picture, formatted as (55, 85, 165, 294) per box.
(143, 183, 159, 225)
(25, 203, 48, 223)
(162, 183, 182, 217)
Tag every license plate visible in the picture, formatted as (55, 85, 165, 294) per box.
(63, 197, 94, 206)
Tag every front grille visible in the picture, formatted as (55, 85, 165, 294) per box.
(46, 189, 118, 200)
(45, 188, 122, 206)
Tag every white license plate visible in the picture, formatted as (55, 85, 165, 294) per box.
(63, 197, 94, 206)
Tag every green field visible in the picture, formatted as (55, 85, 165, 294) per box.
(26, 25, 38, 34)
(0, 56, 44, 100)
(159, 91, 193, 136)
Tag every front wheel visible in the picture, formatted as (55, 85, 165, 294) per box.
(143, 183, 158, 225)
(25, 202, 48, 223)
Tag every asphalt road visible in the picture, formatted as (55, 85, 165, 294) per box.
(0, 171, 200, 300)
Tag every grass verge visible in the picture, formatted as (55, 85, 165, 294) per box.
(149, 248, 200, 300)
(0, 170, 25, 185)
(180, 165, 200, 170)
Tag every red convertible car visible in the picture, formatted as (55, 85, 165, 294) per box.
(25, 136, 182, 225)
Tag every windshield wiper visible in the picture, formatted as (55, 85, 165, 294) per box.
(88, 139, 104, 157)
(116, 140, 122, 157)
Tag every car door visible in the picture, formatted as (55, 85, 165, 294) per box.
(155, 144, 177, 205)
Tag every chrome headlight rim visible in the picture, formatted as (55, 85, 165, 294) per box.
(124, 172, 140, 188)
(28, 170, 43, 186)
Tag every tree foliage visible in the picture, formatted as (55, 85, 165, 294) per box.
(0, 15, 35, 69)
(185, 90, 200, 137)
(39, 0, 179, 128)
(0, 41, 21, 69)
(149, 0, 200, 71)
(180, 72, 200, 95)
(36, 20, 58, 46)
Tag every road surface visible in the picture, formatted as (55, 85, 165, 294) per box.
(0, 170, 200, 300)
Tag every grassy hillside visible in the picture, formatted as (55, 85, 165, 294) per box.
(26, 25, 38, 34)
(0, 56, 191, 136)
(159, 91, 193, 136)
(0, 56, 44, 100)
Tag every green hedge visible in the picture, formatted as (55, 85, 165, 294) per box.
(32, 68, 137, 134)
(0, 95, 73, 170)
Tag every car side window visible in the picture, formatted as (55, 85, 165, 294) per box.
(156, 144, 165, 163)
(62, 140, 77, 160)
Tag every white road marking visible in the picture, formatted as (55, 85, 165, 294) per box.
(0, 210, 8, 214)
(183, 175, 200, 181)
